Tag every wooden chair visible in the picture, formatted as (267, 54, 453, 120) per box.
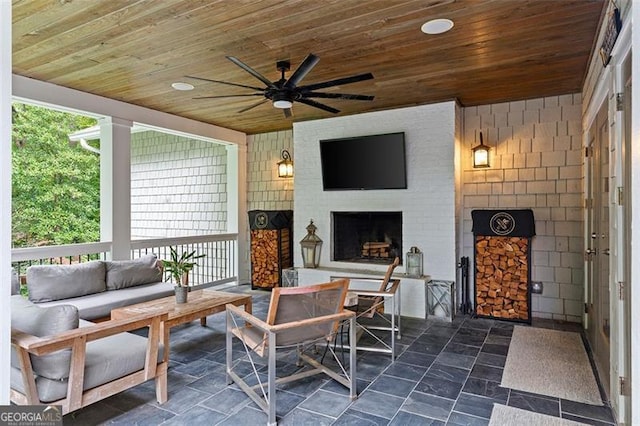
(225, 280, 356, 426)
(347, 257, 402, 360)
(11, 311, 169, 414)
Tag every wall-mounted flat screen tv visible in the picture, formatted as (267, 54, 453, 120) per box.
(320, 132, 407, 190)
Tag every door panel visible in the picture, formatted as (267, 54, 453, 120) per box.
(585, 103, 610, 397)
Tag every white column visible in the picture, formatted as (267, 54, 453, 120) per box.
(0, 0, 11, 404)
(226, 144, 248, 283)
(100, 117, 133, 260)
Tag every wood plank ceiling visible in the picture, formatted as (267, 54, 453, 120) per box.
(12, 0, 604, 135)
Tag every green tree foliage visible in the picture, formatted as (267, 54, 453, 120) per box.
(12, 103, 99, 247)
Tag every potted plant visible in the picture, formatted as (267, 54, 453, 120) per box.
(163, 247, 205, 304)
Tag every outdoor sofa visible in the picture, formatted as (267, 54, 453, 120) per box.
(9, 263, 170, 414)
(24, 254, 174, 320)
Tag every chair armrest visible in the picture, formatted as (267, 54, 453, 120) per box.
(226, 303, 271, 331)
(226, 303, 355, 333)
(269, 311, 355, 333)
(349, 283, 400, 298)
(11, 311, 169, 356)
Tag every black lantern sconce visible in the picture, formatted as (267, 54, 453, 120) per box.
(277, 150, 294, 178)
(472, 132, 490, 168)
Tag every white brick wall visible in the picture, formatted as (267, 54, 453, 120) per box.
(462, 94, 584, 322)
(130, 131, 228, 238)
(293, 102, 458, 282)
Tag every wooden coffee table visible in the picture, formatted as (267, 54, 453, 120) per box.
(111, 289, 252, 348)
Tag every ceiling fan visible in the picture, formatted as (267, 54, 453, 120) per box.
(186, 53, 374, 118)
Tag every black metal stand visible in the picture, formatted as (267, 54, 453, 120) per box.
(458, 256, 472, 315)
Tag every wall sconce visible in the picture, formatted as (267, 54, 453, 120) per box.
(277, 149, 294, 178)
(300, 219, 322, 268)
(472, 132, 490, 168)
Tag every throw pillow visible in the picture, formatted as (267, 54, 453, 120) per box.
(105, 254, 163, 290)
(27, 261, 106, 303)
(11, 295, 79, 380)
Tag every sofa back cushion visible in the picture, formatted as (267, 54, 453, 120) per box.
(105, 254, 163, 290)
(11, 295, 79, 380)
(11, 268, 20, 296)
(27, 261, 106, 303)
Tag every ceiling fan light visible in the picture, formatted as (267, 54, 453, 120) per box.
(273, 91, 293, 109)
(273, 99, 293, 109)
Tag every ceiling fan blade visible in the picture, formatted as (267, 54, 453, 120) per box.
(296, 98, 340, 114)
(185, 75, 264, 91)
(284, 53, 320, 89)
(298, 72, 374, 91)
(193, 93, 264, 99)
(226, 56, 276, 89)
(302, 92, 374, 101)
(283, 108, 292, 118)
(238, 99, 270, 113)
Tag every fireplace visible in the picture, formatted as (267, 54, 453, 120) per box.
(332, 211, 402, 265)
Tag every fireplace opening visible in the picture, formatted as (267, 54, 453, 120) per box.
(332, 211, 402, 265)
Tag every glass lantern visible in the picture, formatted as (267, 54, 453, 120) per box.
(300, 219, 322, 268)
(406, 246, 423, 278)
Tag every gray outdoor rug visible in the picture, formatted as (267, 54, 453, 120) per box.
(501, 326, 603, 405)
(489, 404, 588, 426)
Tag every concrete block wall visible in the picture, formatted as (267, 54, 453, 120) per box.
(130, 130, 228, 238)
(461, 94, 584, 322)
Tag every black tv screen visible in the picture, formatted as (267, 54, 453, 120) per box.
(320, 132, 407, 190)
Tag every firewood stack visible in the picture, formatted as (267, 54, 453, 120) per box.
(471, 209, 535, 323)
(475, 236, 529, 320)
(362, 242, 390, 258)
(248, 210, 293, 290)
(251, 229, 291, 289)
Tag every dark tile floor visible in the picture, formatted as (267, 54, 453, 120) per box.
(63, 285, 617, 425)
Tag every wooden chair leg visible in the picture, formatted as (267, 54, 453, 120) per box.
(155, 366, 168, 404)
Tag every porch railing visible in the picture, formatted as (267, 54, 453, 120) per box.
(11, 233, 238, 288)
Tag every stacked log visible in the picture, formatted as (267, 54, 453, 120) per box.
(362, 242, 390, 258)
(251, 229, 291, 289)
(475, 236, 529, 320)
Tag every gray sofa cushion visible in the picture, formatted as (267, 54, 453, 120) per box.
(37, 281, 174, 320)
(11, 268, 20, 296)
(27, 261, 106, 303)
(10, 319, 164, 403)
(105, 254, 163, 290)
(10, 295, 79, 380)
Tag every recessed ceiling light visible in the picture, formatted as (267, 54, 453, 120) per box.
(421, 18, 454, 35)
(171, 82, 194, 91)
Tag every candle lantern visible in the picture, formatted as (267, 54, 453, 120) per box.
(406, 246, 423, 278)
(300, 219, 322, 268)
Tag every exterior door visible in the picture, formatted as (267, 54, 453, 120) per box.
(585, 103, 610, 396)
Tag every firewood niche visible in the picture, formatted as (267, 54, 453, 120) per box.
(471, 210, 535, 323)
(248, 210, 293, 290)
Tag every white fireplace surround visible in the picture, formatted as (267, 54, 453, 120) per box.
(293, 102, 461, 318)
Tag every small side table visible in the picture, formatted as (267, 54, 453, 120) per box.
(282, 268, 298, 287)
(426, 279, 455, 321)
